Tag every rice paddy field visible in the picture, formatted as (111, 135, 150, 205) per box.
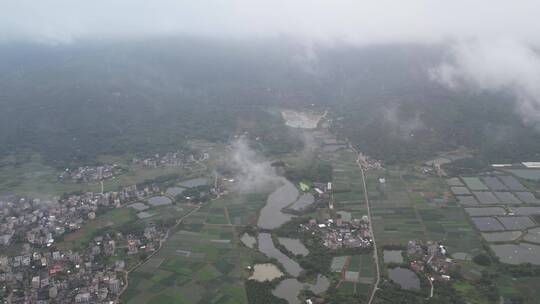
(122, 225, 251, 304)
(329, 149, 370, 221)
(364, 167, 484, 257)
(332, 254, 374, 298)
(120, 185, 279, 304)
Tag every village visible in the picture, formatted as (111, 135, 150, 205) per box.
(131, 150, 209, 168)
(59, 164, 122, 183)
(301, 215, 373, 250)
(0, 178, 210, 303)
(405, 240, 455, 282)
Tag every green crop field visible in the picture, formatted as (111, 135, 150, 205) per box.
(123, 224, 249, 304)
(363, 164, 485, 259)
(121, 190, 263, 304)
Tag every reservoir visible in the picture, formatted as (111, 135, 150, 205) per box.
(388, 267, 420, 290)
(258, 179, 298, 229)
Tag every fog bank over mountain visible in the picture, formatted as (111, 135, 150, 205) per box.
(3, 1, 540, 126)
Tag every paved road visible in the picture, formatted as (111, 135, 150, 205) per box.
(354, 150, 381, 304)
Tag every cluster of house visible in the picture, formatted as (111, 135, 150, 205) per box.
(0, 225, 164, 303)
(0, 183, 162, 248)
(0, 195, 103, 248)
(0, 235, 125, 303)
(407, 240, 454, 281)
(300, 215, 373, 250)
(357, 152, 383, 170)
(132, 150, 208, 168)
(59, 164, 121, 183)
(0, 182, 171, 302)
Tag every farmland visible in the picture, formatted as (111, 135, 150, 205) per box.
(364, 167, 484, 258)
(120, 187, 276, 304)
(448, 173, 540, 264)
(122, 223, 252, 304)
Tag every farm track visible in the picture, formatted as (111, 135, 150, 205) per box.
(350, 144, 381, 304)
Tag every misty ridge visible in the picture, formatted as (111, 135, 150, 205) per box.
(2, 1, 540, 166)
(1, 37, 540, 166)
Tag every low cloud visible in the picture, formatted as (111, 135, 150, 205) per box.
(431, 39, 540, 127)
(229, 136, 282, 193)
(381, 105, 425, 139)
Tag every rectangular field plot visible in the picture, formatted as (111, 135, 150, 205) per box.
(509, 207, 540, 216)
(359, 254, 375, 279)
(457, 196, 480, 206)
(331, 256, 347, 272)
(465, 207, 507, 217)
(446, 177, 464, 186)
(473, 191, 501, 205)
(462, 177, 489, 190)
(348, 255, 361, 272)
(471, 217, 505, 232)
(338, 281, 356, 296)
(504, 169, 540, 181)
(451, 186, 471, 195)
(494, 192, 522, 205)
(498, 216, 536, 230)
(514, 192, 540, 204)
(482, 231, 522, 242)
(498, 176, 527, 191)
(372, 207, 425, 244)
(482, 176, 508, 191)
(523, 227, 540, 244)
(490, 243, 540, 265)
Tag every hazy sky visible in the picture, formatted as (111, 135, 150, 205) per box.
(1, 0, 539, 45)
(3, 1, 540, 125)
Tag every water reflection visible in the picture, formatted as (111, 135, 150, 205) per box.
(258, 179, 298, 229)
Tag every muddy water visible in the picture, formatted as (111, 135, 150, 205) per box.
(288, 193, 315, 212)
(249, 263, 283, 282)
(240, 233, 256, 249)
(388, 267, 420, 290)
(272, 275, 330, 304)
(258, 233, 303, 277)
(257, 179, 298, 230)
(278, 237, 309, 256)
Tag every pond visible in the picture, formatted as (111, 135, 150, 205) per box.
(288, 193, 315, 212)
(178, 177, 209, 188)
(165, 187, 185, 196)
(490, 243, 540, 265)
(258, 179, 298, 230)
(147, 196, 172, 207)
(272, 275, 330, 304)
(504, 169, 540, 181)
(258, 233, 303, 277)
(240, 233, 256, 249)
(388, 267, 420, 290)
(278, 237, 309, 256)
(249, 263, 283, 282)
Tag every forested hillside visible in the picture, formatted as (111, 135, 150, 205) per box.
(1, 38, 540, 167)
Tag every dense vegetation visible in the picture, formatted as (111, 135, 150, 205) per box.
(245, 280, 287, 304)
(284, 159, 333, 183)
(2, 38, 540, 168)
